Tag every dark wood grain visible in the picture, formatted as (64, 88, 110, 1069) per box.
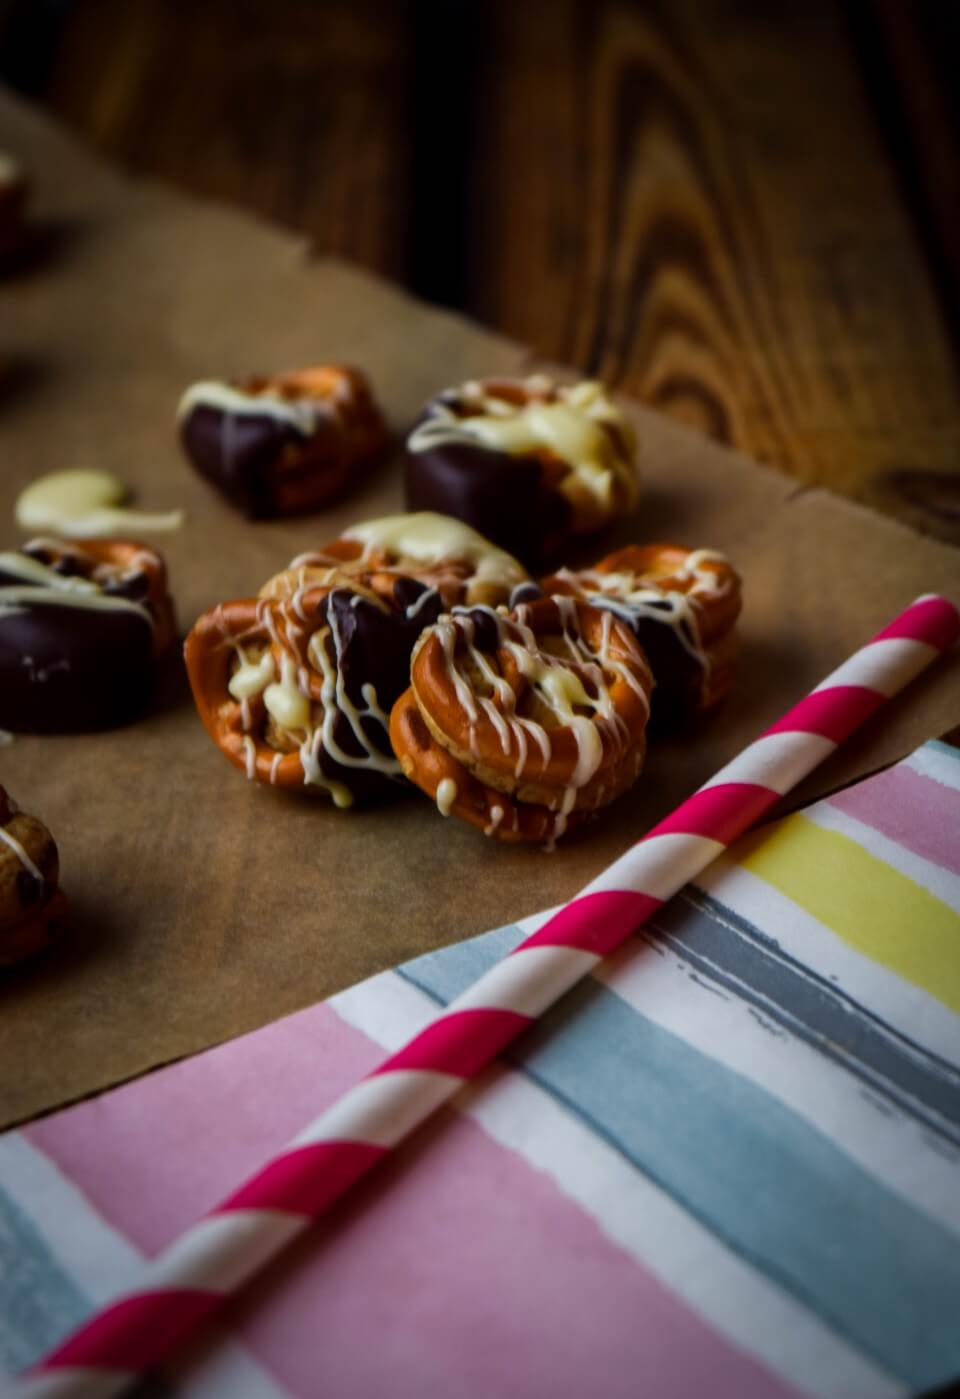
(2, 0, 959, 545)
(470, 0, 960, 542)
(27, 0, 414, 277)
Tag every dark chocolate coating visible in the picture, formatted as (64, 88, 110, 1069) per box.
(180, 405, 323, 519)
(305, 582, 443, 802)
(583, 596, 704, 727)
(0, 597, 153, 733)
(404, 431, 569, 569)
(0, 550, 157, 733)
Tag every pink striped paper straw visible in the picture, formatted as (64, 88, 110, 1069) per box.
(17, 593, 959, 1399)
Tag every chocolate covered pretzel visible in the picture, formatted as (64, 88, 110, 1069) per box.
(0, 537, 177, 732)
(185, 570, 444, 806)
(535, 544, 741, 721)
(404, 376, 639, 565)
(0, 785, 67, 968)
(178, 365, 386, 518)
(391, 596, 653, 844)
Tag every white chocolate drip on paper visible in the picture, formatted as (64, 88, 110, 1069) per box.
(15, 470, 183, 539)
(408, 379, 639, 516)
(343, 512, 527, 597)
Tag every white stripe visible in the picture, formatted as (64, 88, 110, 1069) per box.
(906, 743, 960, 794)
(696, 855, 960, 1064)
(0, 1137, 290, 1398)
(331, 971, 902, 1399)
(701, 730, 836, 795)
(596, 927, 960, 1234)
(292, 1068, 460, 1149)
(806, 802, 960, 915)
(449, 945, 598, 1017)
(813, 636, 936, 696)
(0, 1136, 143, 1304)
(586, 833, 725, 899)
(144, 1209, 304, 1295)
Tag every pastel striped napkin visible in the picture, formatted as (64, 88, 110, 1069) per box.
(3, 739, 959, 1399)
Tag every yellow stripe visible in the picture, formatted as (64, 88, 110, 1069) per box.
(733, 815, 960, 1011)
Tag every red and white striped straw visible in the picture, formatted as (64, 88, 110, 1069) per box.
(16, 594, 959, 1399)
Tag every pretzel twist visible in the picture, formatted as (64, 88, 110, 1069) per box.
(540, 544, 742, 715)
(261, 513, 529, 610)
(391, 597, 653, 843)
(178, 364, 387, 518)
(185, 571, 442, 806)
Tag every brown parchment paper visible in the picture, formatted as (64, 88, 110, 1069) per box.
(1, 88, 959, 1129)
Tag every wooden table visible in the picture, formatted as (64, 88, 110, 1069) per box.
(1, 0, 959, 545)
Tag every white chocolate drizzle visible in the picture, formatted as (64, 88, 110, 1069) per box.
(0, 824, 44, 884)
(224, 584, 405, 808)
(550, 547, 735, 702)
(408, 379, 639, 516)
(177, 380, 341, 437)
(429, 602, 650, 813)
(343, 513, 527, 597)
(0, 584, 154, 629)
(15, 470, 183, 538)
(436, 778, 458, 817)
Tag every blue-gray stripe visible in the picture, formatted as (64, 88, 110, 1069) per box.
(400, 929, 960, 1391)
(0, 1183, 90, 1373)
(648, 890, 960, 1142)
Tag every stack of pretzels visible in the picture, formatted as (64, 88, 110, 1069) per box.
(185, 513, 742, 845)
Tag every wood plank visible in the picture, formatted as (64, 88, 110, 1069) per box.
(34, 0, 413, 277)
(471, 0, 960, 544)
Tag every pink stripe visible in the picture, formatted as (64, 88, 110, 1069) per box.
(219, 1140, 387, 1217)
(872, 595, 960, 651)
(230, 1088, 805, 1399)
(378, 1008, 531, 1079)
(829, 761, 960, 878)
(37, 1290, 218, 1372)
(648, 783, 779, 846)
(27, 1001, 386, 1254)
(765, 686, 885, 743)
(523, 889, 663, 956)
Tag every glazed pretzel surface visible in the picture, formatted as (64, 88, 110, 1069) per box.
(390, 689, 586, 844)
(541, 544, 741, 714)
(185, 571, 442, 806)
(261, 513, 529, 610)
(405, 597, 653, 815)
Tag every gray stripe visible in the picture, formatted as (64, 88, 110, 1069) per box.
(648, 891, 960, 1144)
(0, 1183, 89, 1373)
